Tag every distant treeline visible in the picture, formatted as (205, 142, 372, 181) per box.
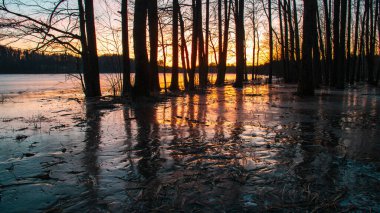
(0, 45, 77, 74)
(0, 45, 281, 75)
(0, 46, 133, 74)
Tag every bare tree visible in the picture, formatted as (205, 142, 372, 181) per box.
(233, 0, 245, 88)
(170, 0, 180, 91)
(0, 0, 101, 97)
(268, 0, 273, 84)
(149, 0, 160, 93)
(133, 0, 149, 97)
(298, 0, 317, 96)
(121, 0, 131, 95)
(216, 0, 232, 86)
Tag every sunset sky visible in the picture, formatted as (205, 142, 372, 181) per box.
(0, 0, 291, 67)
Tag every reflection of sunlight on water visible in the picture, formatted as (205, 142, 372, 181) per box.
(0, 78, 379, 211)
(0, 73, 269, 95)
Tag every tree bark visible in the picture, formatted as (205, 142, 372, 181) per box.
(84, 0, 101, 97)
(148, 0, 160, 93)
(351, 0, 360, 83)
(216, 0, 231, 86)
(121, 0, 131, 95)
(205, 0, 210, 84)
(298, 0, 317, 96)
(278, 0, 286, 82)
(268, 0, 273, 84)
(78, 0, 90, 96)
(170, 0, 180, 91)
(252, 1, 256, 81)
(293, 0, 301, 73)
(323, 0, 332, 85)
(133, 0, 149, 97)
(346, 0, 352, 83)
(317, 9, 326, 85)
(368, 0, 377, 84)
(233, 0, 245, 88)
(197, 0, 207, 89)
(332, 0, 340, 86)
(179, 9, 189, 89)
(364, 0, 370, 82)
(283, 0, 290, 83)
(337, 0, 346, 89)
(377, 0, 380, 85)
(313, 5, 321, 87)
(287, 0, 296, 82)
(189, 0, 198, 91)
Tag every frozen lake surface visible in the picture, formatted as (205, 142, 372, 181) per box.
(0, 74, 379, 212)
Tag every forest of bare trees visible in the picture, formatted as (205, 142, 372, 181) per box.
(1, 0, 380, 98)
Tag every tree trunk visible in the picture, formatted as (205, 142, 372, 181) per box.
(313, 5, 321, 87)
(365, 0, 370, 82)
(351, 0, 360, 83)
(332, 0, 340, 87)
(278, 0, 286, 82)
(256, 29, 260, 79)
(283, 0, 290, 83)
(197, 0, 207, 89)
(205, 0, 210, 84)
(373, 0, 379, 85)
(346, 0, 352, 83)
(323, 0, 333, 85)
(233, 0, 245, 88)
(377, 0, 380, 85)
(148, 0, 160, 93)
(133, 0, 149, 97)
(293, 0, 301, 74)
(170, 0, 180, 91)
(337, 0, 346, 89)
(287, 0, 296, 82)
(298, 0, 316, 96)
(216, 0, 231, 86)
(317, 9, 326, 85)
(216, 0, 223, 86)
(189, 0, 198, 91)
(218, 0, 222, 73)
(159, 18, 168, 93)
(252, 1, 256, 81)
(368, 0, 377, 84)
(121, 0, 131, 95)
(84, 0, 101, 97)
(268, 0, 273, 84)
(357, 6, 367, 82)
(179, 9, 189, 89)
(78, 0, 90, 96)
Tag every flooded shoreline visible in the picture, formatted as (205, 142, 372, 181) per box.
(0, 81, 379, 212)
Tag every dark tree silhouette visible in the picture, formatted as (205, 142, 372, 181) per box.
(298, 0, 317, 96)
(323, 0, 333, 85)
(169, 0, 180, 91)
(233, 0, 245, 88)
(337, 0, 347, 89)
(84, 0, 101, 97)
(133, 0, 150, 97)
(121, 0, 132, 95)
(189, 0, 198, 91)
(268, 0, 274, 84)
(197, 0, 207, 89)
(149, 0, 160, 93)
(216, 0, 232, 86)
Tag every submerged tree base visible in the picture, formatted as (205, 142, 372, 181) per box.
(0, 84, 379, 212)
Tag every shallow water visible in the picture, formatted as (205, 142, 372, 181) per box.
(0, 76, 379, 212)
(0, 73, 247, 95)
